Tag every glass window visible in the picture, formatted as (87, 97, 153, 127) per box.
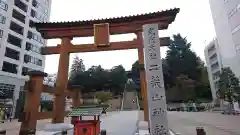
(232, 24, 240, 34)
(0, 14, 6, 24)
(228, 4, 240, 18)
(0, 83, 15, 99)
(2, 61, 18, 74)
(0, 0, 8, 11)
(0, 29, 3, 38)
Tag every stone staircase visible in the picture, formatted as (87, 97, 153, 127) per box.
(121, 91, 139, 110)
(107, 98, 121, 111)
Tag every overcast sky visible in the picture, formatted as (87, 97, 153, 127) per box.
(44, 0, 216, 74)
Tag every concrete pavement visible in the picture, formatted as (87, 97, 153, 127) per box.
(0, 111, 138, 135)
(2, 111, 240, 135)
(168, 111, 240, 135)
(101, 111, 139, 135)
(0, 118, 72, 135)
(139, 111, 240, 135)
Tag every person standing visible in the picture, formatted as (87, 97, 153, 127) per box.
(9, 110, 12, 122)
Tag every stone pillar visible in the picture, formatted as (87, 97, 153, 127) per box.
(52, 38, 71, 123)
(19, 71, 47, 135)
(136, 31, 149, 122)
(142, 24, 169, 134)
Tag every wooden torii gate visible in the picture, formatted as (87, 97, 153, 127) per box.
(19, 8, 179, 134)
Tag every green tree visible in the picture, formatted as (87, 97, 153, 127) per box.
(130, 59, 171, 89)
(94, 91, 112, 104)
(69, 55, 85, 80)
(87, 65, 109, 91)
(195, 65, 212, 101)
(109, 65, 128, 94)
(69, 64, 127, 95)
(175, 74, 196, 102)
(218, 67, 240, 103)
(166, 34, 202, 83)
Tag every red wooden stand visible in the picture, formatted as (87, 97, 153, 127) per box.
(74, 116, 100, 135)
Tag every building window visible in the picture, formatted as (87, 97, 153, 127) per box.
(10, 21, 24, 35)
(25, 42, 41, 53)
(32, 0, 39, 8)
(232, 24, 240, 34)
(0, 0, 8, 11)
(32, 1, 48, 16)
(236, 44, 240, 51)
(30, 9, 36, 18)
(14, 0, 28, 12)
(30, 9, 45, 22)
(211, 62, 219, 71)
(29, 20, 34, 28)
(22, 66, 27, 76)
(21, 66, 32, 76)
(0, 83, 15, 99)
(2, 61, 18, 74)
(24, 54, 42, 66)
(0, 29, 3, 38)
(12, 9, 26, 23)
(228, 4, 240, 18)
(27, 31, 44, 44)
(208, 45, 215, 53)
(209, 53, 217, 62)
(0, 14, 6, 24)
(5, 47, 20, 60)
(7, 34, 22, 48)
(24, 54, 30, 63)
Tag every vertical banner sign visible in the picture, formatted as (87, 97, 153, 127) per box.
(143, 24, 169, 135)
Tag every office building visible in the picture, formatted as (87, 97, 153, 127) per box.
(209, 0, 240, 78)
(0, 0, 52, 116)
(204, 39, 223, 101)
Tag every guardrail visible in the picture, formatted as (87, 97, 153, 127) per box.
(135, 91, 140, 110)
(120, 84, 127, 110)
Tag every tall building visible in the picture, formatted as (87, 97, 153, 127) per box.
(209, 0, 240, 78)
(204, 39, 223, 101)
(0, 0, 52, 115)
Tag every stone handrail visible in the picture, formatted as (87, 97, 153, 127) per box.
(120, 83, 127, 110)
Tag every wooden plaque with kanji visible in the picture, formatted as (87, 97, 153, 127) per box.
(94, 23, 110, 46)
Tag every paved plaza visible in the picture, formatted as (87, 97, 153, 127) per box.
(138, 111, 240, 135)
(1, 111, 240, 135)
(167, 111, 240, 135)
(0, 111, 137, 135)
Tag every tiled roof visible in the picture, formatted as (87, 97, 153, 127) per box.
(34, 8, 179, 29)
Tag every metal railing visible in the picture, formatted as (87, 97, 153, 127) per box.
(120, 84, 126, 110)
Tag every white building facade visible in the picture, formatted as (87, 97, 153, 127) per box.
(0, 0, 52, 116)
(209, 0, 240, 78)
(204, 39, 223, 101)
